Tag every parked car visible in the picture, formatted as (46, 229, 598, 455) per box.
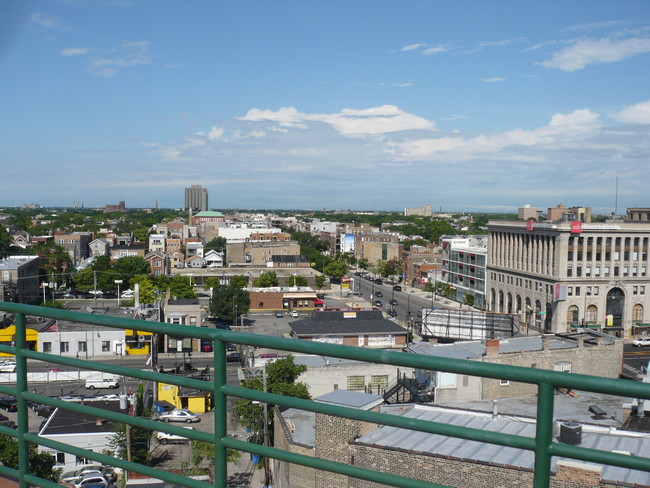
(633, 337, 650, 347)
(259, 353, 279, 359)
(375, 279, 383, 285)
(201, 341, 213, 352)
(226, 352, 241, 363)
(290, 310, 299, 318)
(387, 308, 398, 317)
(389, 299, 399, 306)
(215, 322, 232, 330)
(373, 300, 383, 307)
(159, 409, 201, 424)
(375, 291, 383, 297)
(85, 378, 120, 390)
(0, 361, 17, 373)
(61, 465, 117, 484)
(226, 343, 237, 351)
(32, 403, 56, 417)
(0, 397, 17, 411)
(72, 474, 112, 488)
(156, 427, 194, 445)
(393, 285, 402, 291)
(316, 293, 325, 300)
(275, 311, 284, 318)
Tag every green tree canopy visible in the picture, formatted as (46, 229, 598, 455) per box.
(379, 258, 402, 280)
(324, 260, 349, 282)
(253, 271, 279, 288)
(209, 284, 250, 323)
(285, 275, 307, 287)
(168, 275, 198, 299)
(314, 274, 326, 290)
(0, 225, 12, 257)
(32, 241, 71, 277)
(233, 356, 310, 445)
(0, 434, 58, 482)
(357, 258, 370, 271)
(230, 274, 249, 288)
(205, 237, 227, 252)
(131, 275, 157, 304)
(112, 256, 151, 287)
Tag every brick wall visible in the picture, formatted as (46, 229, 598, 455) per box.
(273, 409, 316, 488)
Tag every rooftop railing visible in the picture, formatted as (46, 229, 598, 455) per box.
(1, 301, 650, 488)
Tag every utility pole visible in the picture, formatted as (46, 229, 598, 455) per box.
(263, 369, 271, 487)
(93, 271, 98, 308)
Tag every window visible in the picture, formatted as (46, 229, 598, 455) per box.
(575, 286, 581, 296)
(76, 454, 92, 465)
(52, 451, 65, 466)
(594, 266, 601, 277)
(500, 379, 510, 386)
(586, 286, 592, 296)
(594, 287, 599, 296)
(568, 287, 573, 297)
(605, 266, 610, 277)
(347, 376, 365, 391)
(634, 286, 639, 295)
(567, 305, 579, 323)
(102, 341, 110, 352)
(43, 342, 52, 353)
(190, 316, 197, 326)
(554, 362, 572, 373)
(586, 305, 598, 322)
(78, 341, 87, 352)
(633, 304, 644, 323)
(576, 267, 582, 277)
(370, 375, 389, 389)
(60, 342, 69, 353)
(462, 375, 469, 387)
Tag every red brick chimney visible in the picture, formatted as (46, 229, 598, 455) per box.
(485, 339, 500, 357)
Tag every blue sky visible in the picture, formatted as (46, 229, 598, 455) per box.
(1, 1, 649, 214)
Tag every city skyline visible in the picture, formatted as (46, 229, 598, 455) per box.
(1, 1, 649, 212)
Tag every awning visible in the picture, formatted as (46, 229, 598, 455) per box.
(283, 293, 317, 299)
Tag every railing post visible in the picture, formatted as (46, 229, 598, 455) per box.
(213, 338, 228, 488)
(15, 312, 29, 488)
(533, 382, 554, 488)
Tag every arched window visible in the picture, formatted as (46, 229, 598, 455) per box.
(507, 292, 513, 314)
(586, 305, 598, 323)
(633, 304, 644, 323)
(567, 305, 579, 323)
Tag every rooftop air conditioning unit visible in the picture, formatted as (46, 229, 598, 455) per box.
(559, 421, 582, 445)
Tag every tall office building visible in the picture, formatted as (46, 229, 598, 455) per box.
(184, 185, 208, 212)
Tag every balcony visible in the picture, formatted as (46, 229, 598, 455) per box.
(1, 301, 650, 487)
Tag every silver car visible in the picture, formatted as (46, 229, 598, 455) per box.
(159, 409, 201, 424)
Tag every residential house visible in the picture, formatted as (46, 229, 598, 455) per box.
(148, 233, 166, 253)
(145, 251, 169, 276)
(110, 244, 146, 260)
(88, 238, 110, 257)
(204, 249, 224, 267)
(289, 309, 408, 350)
(53, 231, 93, 265)
(162, 299, 202, 352)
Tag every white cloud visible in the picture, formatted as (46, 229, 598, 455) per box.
(60, 48, 92, 57)
(208, 126, 224, 140)
(386, 108, 602, 161)
(612, 100, 650, 124)
(89, 41, 152, 77)
(540, 37, 650, 71)
(400, 43, 425, 52)
(240, 105, 435, 137)
(391, 82, 413, 88)
(30, 13, 63, 30)
(479, 77, 506, 83)
(422, 45, 450, 55)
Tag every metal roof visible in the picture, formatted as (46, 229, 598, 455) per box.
(356, 405, 650, 486)
(315, 390, 384, 410)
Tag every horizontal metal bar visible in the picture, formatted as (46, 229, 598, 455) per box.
(222, 384, 536, 451)
(223, 437, 450, 488)
(550, 439, 650, 472)
(25, 433, 213, 488)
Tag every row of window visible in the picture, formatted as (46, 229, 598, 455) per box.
(567, 304, 644, 323)
(567, 265, 647, 278)
(490, 273, 553, 295)
(567, 285, 645, 297)
(42, 341, 112, 354)
(346, 375, 389, 391)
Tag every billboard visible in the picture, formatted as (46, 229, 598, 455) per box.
(342, 234, 356, 253)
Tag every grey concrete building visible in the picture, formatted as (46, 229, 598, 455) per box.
(0, 255, 40, 304)
(487, 220, 650, 337)
(184, 184, 208, 212)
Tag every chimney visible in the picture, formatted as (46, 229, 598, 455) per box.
(485, 339, 500, 357)
(576, 336, 584, 348)
(542, 335, 551, 352)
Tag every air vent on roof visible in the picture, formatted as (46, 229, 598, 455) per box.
(559, 422, 582, 445)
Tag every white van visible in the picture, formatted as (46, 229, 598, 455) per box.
(85, 378, 120, 390)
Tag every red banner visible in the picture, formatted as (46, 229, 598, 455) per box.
(570, 221, 583, 233)
(526, 220, 535, 231)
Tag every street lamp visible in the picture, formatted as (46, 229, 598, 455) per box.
(115, 280, 123, 308)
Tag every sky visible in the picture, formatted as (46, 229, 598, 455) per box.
(1, 1, 649, 214)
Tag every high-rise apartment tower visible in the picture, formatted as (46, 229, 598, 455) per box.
(184, 185, 208, 212)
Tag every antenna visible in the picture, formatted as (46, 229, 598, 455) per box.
(614, 176, 618, 218)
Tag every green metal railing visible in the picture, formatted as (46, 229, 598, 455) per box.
(1, 302, 650, 488)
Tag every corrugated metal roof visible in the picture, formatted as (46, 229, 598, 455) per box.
(356, 406, 650, 486)
(315, 390, 383, 410)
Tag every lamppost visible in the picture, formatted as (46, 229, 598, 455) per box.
(115, 280, 123, 308)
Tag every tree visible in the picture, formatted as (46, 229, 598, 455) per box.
(205, 237, 227, 252)
(314, 274, 326, 290)
(130, 275, 157, 304)
(113, 256, 151, 287)
(168, 275, 198, 299)
(189, 440, 241, 482)
(285, 275, 307, 287)
(253, 271, 279, 288)
(234, 356, 310, 445)
(41, 299, 65, 309)
(203, 277, 221, 291)
(32, 242, 71, 277)
(0, 225, 12, 257)
(357, 258, 370, 271)
(209, 284, 250, 323)
(230, 274, 249, 288)
(108, 384, 151, 465)
(73, 267, 95, 292)
(0, 434, 58, 482)
(324, 260, 349, 283)
(379, 258, 402, 281)
(463, 293, 476, 308)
